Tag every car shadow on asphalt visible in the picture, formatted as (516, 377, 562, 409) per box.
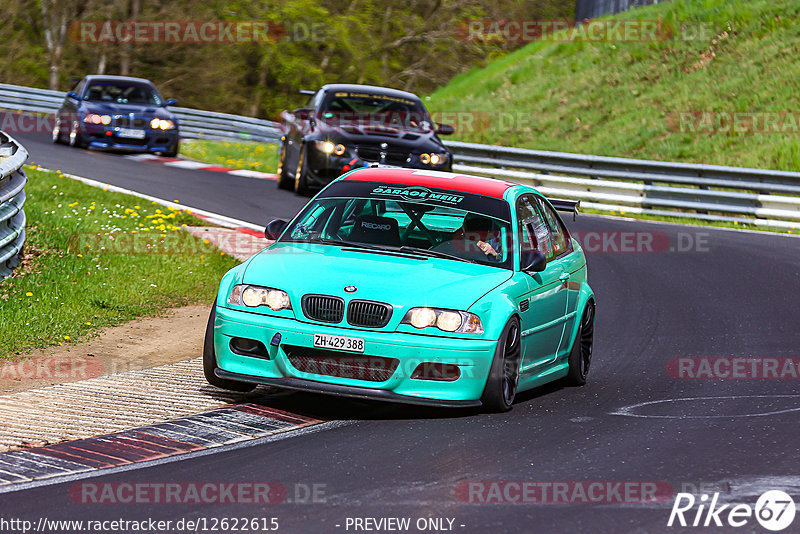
(214, 381, 569, 422)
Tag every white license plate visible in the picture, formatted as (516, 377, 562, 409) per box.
(313, 334, 365, 353)
(118, 128, 145, 139)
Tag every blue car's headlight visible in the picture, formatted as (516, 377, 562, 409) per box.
(401, 307, 483, 334)
(150, 118, 176, 130)
(228, 284, 291, 311)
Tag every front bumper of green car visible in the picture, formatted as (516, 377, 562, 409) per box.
(213, 306, 498, 408)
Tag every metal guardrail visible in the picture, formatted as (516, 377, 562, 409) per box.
(0, 83, 282, 143)
(444, 140, 800, 229)
(0, 132, 28, 280)
(1, 84, 797, 229)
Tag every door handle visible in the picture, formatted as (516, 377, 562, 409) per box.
(559, 273, 570, 281)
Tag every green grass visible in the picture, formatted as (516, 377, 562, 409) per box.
(0, 167, 238, 359)
(180, 139, 280, 172)
(428, 0, 800, 171)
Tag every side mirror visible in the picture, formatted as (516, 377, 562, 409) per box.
(66, 91, 79, 100)
(435, 123, 455, 135)
(165, 98, 178, 106)
(292, 108, 312, 121)
(265, 219, 288, 240)
(520, 250, 547, 273)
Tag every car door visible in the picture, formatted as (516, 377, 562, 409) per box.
(515, 194, 569, 374)
(286, 90, 320, 174)
(534, 196, 581, 356)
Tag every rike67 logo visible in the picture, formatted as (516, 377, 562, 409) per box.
(668, 490, 796, 531)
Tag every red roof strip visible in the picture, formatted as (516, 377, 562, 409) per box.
(342, 168, 516, 198)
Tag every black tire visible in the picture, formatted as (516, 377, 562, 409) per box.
(480, 317, 522, 412)
(277, 141, 294, 190)
(293, 144, 311, 196)
(203, 303, 257, 392)
(162, 141, 179, 158)
(564, 301, 595, 386)
(69, 120, 87, 148)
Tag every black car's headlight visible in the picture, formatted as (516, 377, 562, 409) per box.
(150, 118, 176, 130)
(314, 140, 346, 155)
(419, 153, 448, 165)
(228, 284, 291, 311)
(401, 307, 483, 334)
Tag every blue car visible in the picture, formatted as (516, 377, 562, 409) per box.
(52, 75, 179, 156)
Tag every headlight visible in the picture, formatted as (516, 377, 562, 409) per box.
(83, 114, 107, 124)
(150, 118, 175, 130)
(420, 153, 447, 165)
(430, 153, 447, 165)
(402, 307, 483, 334)
(315, 140, 336, 154)
(227, 284, 291, 311)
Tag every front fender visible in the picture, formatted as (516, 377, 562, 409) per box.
(468, 285, 519, 341)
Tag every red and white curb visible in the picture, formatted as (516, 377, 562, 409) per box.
(123, 154, 278, 180)
(0, 403, 321, 488)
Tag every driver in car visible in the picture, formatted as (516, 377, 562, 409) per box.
(456, 214, 502, 259)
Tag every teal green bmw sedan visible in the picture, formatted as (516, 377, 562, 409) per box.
(204, 167, 595, 412)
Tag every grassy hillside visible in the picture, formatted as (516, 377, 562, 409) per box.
(428, 0, 800, 171)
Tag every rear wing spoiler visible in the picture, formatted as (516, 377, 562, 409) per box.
(547, 198, 580, 221)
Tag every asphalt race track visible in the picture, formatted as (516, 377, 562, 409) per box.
(4, 130, 800, 533)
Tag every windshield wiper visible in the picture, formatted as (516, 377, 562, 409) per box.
(398, 246, 477, 264)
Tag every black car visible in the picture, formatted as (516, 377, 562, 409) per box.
(52, 75, 180, 156)
(278, 84, 454, 194)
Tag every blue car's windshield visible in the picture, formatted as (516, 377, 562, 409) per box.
(281, 196, 513, 269)
(84, 82, 162, 106)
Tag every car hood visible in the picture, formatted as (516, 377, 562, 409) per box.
(314, 120, 447, 152)
(82, 102, 174, 118)
(241, 242, 511, 311)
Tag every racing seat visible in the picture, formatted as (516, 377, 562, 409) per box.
(348, 215, 401, 247)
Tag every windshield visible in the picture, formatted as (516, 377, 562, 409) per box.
(281, 196, 513, 269)
(84, 82, 162, 105)
(320, 91, 431, 132)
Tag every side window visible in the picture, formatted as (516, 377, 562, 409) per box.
(516, 195, 552, 260)
(73, 80, 85, 97)
(535, 197, 572, 259)
(290, 204, 330, 239)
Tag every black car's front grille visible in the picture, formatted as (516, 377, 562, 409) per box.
(285, 346, 398, 382)
(355, 144, 410, 166)
(302, 295, 345, 323)
(347, 300, 392, 328)
(114, 116, 148, 128)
